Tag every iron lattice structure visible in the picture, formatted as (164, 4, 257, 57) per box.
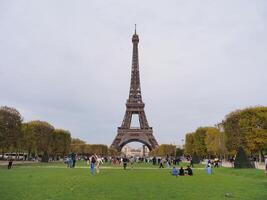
(110, 27, 159, 151)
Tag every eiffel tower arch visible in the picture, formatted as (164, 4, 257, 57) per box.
(110, 26, 159, 151)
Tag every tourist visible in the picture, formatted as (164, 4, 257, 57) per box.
(189, 157, 193, 168)
(265, 156, 267, 174)
(206, 163, 212, 175)
(95, 155, 103, 174)
(159, 158, 164, 168)
(179, 167, 185, 176)
(69, 156, 73, 168)
(90, 155, 96, 174)
(172, 166, 178, 177)
(7, 159, 13, 169)
(122, 156, 128, 170)
(166, 158, 170, 168)
(72, 153, 76, 168)
(185, 166, 193, 176)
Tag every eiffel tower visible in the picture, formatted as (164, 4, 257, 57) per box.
(110, 26, 159, 151)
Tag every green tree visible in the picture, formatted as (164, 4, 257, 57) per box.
(0, 106, 23, 155)
(184, 133, 195, 155)
(193, 127, 207, 158)
(150, 144, 176, 156)
(222, 107, 267, 160)
(176, 147, 184, 157)
(204, 127, 221, 157)
(26, 120, 54, 162)
(21, 122, 37, 159)
(50, 129, 71, 159)
(234, 147, 254, 168)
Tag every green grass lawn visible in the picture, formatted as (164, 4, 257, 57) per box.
(0, 161, 266, 200)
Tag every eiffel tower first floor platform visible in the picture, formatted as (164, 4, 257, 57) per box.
(110, 127, 159, 151)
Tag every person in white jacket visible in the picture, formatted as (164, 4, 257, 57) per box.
(95, 154, 103, 174)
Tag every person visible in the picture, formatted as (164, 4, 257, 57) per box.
(179, 167, 185, 176)
(185, 165, 193, 176)
(265, 156, 267, 174)
(172, 166, 178, 177)
(166, 158, 170, 168)
(72, 153, 76, 168)
(214, 158, 219, 168)
(8, 159, 13, 169)
(122, 156, 128, 170)
(189, 157, 193, 168)
(159, 158, 164, 168)
(69, 156, 73, 168)
(129, 157, 134, 169)
(90, 155, 96, 175)
(152, 157, 156, 165)
(95, 155, 103, 174)
(206, 163, 212, 175)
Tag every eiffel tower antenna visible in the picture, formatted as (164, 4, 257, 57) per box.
(135, 24, 136, 34)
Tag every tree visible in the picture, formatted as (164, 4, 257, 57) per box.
(193, 127, 207, 158)
(50, 129, 71, 159)
(184, 133, 195, 156)
(222, 107, 267, 161)
(149, 144, 176, 157)
(108, 148, 119, 156)
(26, 120, 54, 162)
(176, 147, 184, 157)
(204, 127, 221, 157)
(0, 106, 23, 155)
(21, 122, 37, 159)
(70, 138, 86, 154)
(234, 147, 254, 168)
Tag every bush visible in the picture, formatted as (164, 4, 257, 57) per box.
(41, 151, 49, 162)
(234, 147, 254, 168)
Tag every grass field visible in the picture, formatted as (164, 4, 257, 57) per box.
(0, 161, 266, 200)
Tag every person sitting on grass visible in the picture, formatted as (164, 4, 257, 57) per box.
(171, 166, 178, 177)
(179, 166, 185, 176)
(185, 165, 193, 176)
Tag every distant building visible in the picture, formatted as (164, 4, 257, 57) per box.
(121, 145, 149, 157)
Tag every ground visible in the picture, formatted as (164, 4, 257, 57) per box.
(0, 161, 266, 200)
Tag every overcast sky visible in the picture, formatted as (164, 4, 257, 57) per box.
(0, 0, 266, 147)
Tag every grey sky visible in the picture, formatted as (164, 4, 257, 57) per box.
(0, 0, 267, 146)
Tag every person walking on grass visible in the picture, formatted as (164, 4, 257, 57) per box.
(7, 158, 13, 169)
(95, 154, 103, 174)
(89, 155, 96, 175)
(122, 155, 128, 170)
(159, 158, 164, 168)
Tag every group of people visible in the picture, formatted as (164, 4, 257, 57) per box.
(86, 154, 103, 174)
(172, 166, 193, 177)
(65, 153, 76, 168)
